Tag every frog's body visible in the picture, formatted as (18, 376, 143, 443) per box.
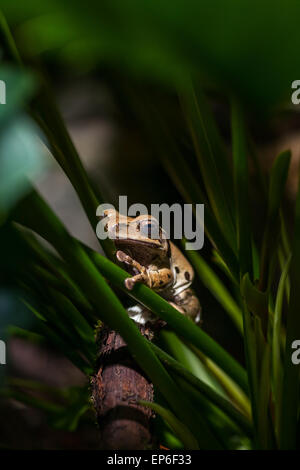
(100, 209, 201, 325)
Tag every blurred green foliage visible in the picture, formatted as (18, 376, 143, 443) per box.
(0, 1, 300, 451)
(2, 0, 300, 110)
(0, 67, 45, 221)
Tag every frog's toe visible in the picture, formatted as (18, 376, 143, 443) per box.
(125, 277, 135, 290)
(116, 250, 127, 262)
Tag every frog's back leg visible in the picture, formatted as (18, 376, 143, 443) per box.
(169, 288, 201, 324)
(170, 242, 194, 293)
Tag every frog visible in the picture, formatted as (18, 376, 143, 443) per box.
(99, 209, 201, 326)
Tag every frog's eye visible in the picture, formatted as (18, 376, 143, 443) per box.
(140, 220, 160, 239)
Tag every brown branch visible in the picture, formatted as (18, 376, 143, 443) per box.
(91, 324, 156, 450)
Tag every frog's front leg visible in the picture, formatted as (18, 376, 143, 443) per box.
(116, 250, 146, 275)
(116, 250, 173, 291)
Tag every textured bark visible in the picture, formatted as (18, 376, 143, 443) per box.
(91, 324, 155, 450)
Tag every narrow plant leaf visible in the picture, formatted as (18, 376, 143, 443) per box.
(280, 211, 291, 258)
(183, 245, 243, 333)
(259, 150, 291, 291)
(158, 330, 225, 395)
(231, 98, 253, 279)
(149, 341, 252, 436)
(48, 290, 94, 345)
(279, 168, 300, 449)
(154, 419, 184, 450)
(30, 264, 96, 325)
(31, 308, 93, 374)
(273, 253, 291, 432)
(139, 401, 199, 450)
(240, 302, 259, 446)
(255, 318, 272, 449)
(17, 229, 97, 324)
(251, 239, 260, 282)
(23, 284, 94, 364)
(175, 378, 247, 448)
(9, 323, 92, 375)
(189, 346, 251, 419)
(181, 82, 236, 248)
(7, 326, 45, 346)
(2, 380, 90, 432)
(241, 273, 269, 335)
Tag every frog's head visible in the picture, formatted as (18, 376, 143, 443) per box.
(101, 209, 170, 263)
